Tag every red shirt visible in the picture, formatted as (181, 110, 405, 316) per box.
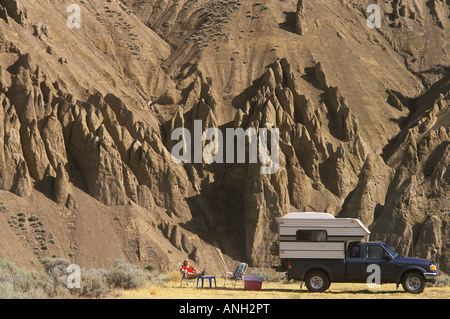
(182, 265, 196, 273)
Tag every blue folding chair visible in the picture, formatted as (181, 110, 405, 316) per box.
(223, 263, 248, 288)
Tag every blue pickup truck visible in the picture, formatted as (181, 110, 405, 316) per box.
(274, 241, 439, 293)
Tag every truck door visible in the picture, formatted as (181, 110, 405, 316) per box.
(363, 244, 396, 283)
(345, 242, 365, 282)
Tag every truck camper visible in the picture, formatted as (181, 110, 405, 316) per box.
(271, 212, 439, 293)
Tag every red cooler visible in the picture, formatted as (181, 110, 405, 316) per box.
(244, 276, 262, 290)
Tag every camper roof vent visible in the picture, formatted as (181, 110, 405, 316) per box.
(281, 212, 335, 219)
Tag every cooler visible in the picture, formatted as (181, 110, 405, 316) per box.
(244, 276, 262, 290)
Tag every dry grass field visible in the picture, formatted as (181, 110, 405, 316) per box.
(116, 277, 450, 300)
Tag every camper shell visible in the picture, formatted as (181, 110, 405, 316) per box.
(274, 212, 370, 260)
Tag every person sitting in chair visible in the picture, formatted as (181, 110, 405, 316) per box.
(181, 259, 206, 278)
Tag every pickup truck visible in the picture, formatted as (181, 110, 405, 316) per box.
(273, 241, 439, 293)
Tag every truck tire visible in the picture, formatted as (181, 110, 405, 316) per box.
(305, 271, 330, 292)
(401, 271, 426, 294)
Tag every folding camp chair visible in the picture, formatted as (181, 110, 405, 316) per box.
(223, 263, 248, 288)
(179, 265, 196, 287)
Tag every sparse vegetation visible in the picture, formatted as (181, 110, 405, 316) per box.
(249, 267, 286, 282)
(0, 258, 59, 299)
(185, 0, 243, 47)
(4, 211, 53, 257)
(0, 202, 7, 211)
(0, 257, 169, 299)
(106, 258, 150, 290)
(28, 215, 39, 222)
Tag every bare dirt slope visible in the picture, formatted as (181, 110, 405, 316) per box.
(0, 0, 449, 274)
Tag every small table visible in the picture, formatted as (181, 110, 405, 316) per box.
(196, 276, 216, 288)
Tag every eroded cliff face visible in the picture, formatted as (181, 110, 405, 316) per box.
(0, 0, 448, 273)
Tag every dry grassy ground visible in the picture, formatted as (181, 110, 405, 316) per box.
(116, 278, 450, 300)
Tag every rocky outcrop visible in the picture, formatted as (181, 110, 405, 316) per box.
(69, 109, 127, 206)
(55, 162, 77, 209)
(415, 216, 443, 262)
(325, 87, 359, 142)
(7, 65, 53, 183)
(370, 86, 450, 271)
(0, 51, 189, 214)
(122, 163, 154, 210)
(41, 112, 67, 171)
(0, 93, 32, 197)
(338, 153, 394, 228)
(0, 0, 27, 25)
(158, 220, 201, 262)
(295, 0, 306, 35)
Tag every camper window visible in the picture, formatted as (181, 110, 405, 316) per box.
(296, 230, 327, 242)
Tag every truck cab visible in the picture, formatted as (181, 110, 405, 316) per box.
(345, 242, 439, 292)
(276, 241, 439, 294)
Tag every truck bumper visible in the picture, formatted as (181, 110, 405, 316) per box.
(423, 272, 439, 282)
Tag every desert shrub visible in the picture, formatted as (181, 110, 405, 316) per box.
(41, 257, 72, 295)
(0, 259, 54, 299)
(0, 281, 19, 298)
(80, 269, 110, 298)
(146, 269, 172, 285)
(27, 257, 110, 298)
(430, 274, 450, 287)
(43, 258, 71, 278)
(12, 268, 53, 295)
(0, 259, 16, 278)
(249, 267, 285, 282)
(168, 270, 182, 282)
(28, 215, 39, 222)
(106, 259, 149, 290)
(145, 264, 155, 271)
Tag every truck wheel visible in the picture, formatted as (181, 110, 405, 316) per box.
(305, 271, 330, 292)
(401, 271, 426, 294)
